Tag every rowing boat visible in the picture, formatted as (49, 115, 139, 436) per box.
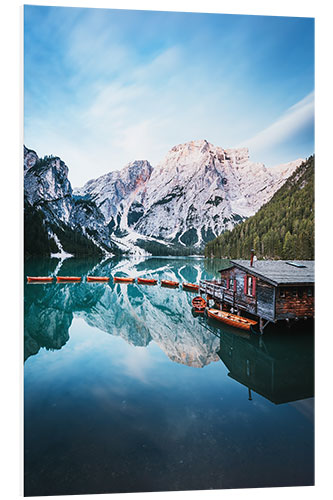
(192, 296, 207, 313)
(56, 276, 81, 282)
(207, 308, 257, 331)
(161, 279, 179, 287)
(113, 276, 135, 283)
(86, 276, 110, 282)
(137, 277, 157, 285)
(27, 276, 53, 282)
(183, 282, 199, 292)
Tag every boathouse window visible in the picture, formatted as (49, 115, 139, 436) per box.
(292, 289, 298, 297)
(244, 275, 256, 297)
(227, 278, 236, 291)
(279, 288, 286, 298)
(307, 287, 313, 297)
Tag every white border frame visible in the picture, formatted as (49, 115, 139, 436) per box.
(1, 1, 331, 500)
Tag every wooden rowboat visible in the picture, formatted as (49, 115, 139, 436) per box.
(87, 276, 110, 282)
(161, 279, 179, 287)
(113, 276, 135, 283)
(192, 296, 207, 313)
(56, 276, 81, 282)
(183, 282, 199, 292)
(27, 276, 53, 283)
(137, 277, 157, 285)
(207, 308, 257, 331)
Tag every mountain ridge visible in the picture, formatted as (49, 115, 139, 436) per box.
(24, 141, 304, 257)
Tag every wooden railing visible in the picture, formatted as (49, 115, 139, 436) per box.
(199, 280, 234, 303)
(199, 279, 256, 312)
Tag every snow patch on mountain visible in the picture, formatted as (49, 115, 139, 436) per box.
(49, 231, 73, 260)
(24, 141, 304, 256)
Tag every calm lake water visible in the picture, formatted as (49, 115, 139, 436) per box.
(24, 256, 314, 496)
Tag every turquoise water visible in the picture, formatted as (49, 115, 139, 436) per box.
(24, 256, 314, 496)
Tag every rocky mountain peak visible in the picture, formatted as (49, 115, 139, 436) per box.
(24, 141, 305, 257)
(123, 159, 153, 189)
(24, 148, 72, 211)
(24, 145, 38, 172)
(170, 138, 212, 154)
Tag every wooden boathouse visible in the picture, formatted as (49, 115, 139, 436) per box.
(199, 258, 314, 333)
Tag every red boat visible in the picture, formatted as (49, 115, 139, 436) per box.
(113, 276, 135, 283)
(27, 276, 53, 283)
(207, 308, 258, 331)
(56, 276, 81, 282)
(137, 277, 157, 285)
(182, 282, 199, 292)
(87, 276, 110, 282)
(161, 279, 179, 287)
(192, 296, 207, 313)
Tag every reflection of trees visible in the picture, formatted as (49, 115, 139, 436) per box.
(24, 284, 73, 361)
(24, 277, 109, 361)
(203, 258, 231, 278)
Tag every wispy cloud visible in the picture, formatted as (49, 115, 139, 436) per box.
(239, 92, 314, 162)
(24, 7, 314, 185)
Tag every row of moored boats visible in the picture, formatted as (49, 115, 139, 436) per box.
(27, 276, 258, 331)
(26, 275, 199, 290)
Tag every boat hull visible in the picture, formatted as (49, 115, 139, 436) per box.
(183, 283, 199, 292)
(192, 296, 207, 313)
(161, 280, 179, 287)
(27, 277, 53, 283)
(56, 276, 81, 282)
(207, 308, 257, 331)
(137, 278, 157, 285)
(113, 277, 135, 283)
(87, 276, 110, 282)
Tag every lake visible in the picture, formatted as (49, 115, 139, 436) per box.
(24, 256, 314, 496)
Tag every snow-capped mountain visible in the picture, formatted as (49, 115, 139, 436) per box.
(129, 140, 302, 247)
(24, 141, 303, 256)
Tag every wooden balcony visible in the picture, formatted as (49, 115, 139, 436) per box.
(199, 280, 234, 303)
(199, 280, 257, 314)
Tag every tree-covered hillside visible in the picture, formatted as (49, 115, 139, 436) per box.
(204, 156, 314, 260)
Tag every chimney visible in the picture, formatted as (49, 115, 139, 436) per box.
(250, 249, 255, 267)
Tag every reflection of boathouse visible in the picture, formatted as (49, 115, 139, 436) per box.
(217, 330, 314, 405)
(200, 258, 314, 332)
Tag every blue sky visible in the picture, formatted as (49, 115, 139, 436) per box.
(24, 5, 314, 187)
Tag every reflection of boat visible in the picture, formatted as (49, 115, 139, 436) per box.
(183, 282, 199, 292)
(56, 276, 81, 282)
(161, 280, 179, 287)
(217, 329, 314, 404)
(207, 308, 257, 331)
(27, 276, 53, 282)
(87, 276, 110, 282)
(137, 277, 157, 285)
(113, 276, 135, 283)
(192, 296, 207, 313)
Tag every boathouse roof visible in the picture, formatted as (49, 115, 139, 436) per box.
(226, 260, 315, 286)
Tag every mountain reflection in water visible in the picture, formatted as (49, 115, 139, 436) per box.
(25, 256, 314, 405)
(24, 256, 314, 496)
(24, 256, 222, 366)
